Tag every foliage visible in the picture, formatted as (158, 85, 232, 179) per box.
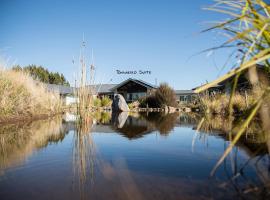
(200, 0, 270, 176)
(155, 83, 178, 107)
(12, 64, 70, 86)
(142, 112, 179, 135)
(128, 103, 133, 109)
(93, 112, 111, 123)
(200, 93, 250, 115)
(93, 98, 101, 107)
(139, 83, 177, 108)
(139, 95, 159, 108)
(92, 97, 112, 107)
(100, 96, 112, 107)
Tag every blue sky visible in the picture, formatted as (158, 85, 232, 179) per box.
(0, 0, 232, 89)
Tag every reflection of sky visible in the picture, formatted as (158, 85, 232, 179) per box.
(0, 119, 265, 199)
(92, 126, 254, 180)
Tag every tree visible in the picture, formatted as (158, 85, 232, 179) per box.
(12, 65, 70, 86)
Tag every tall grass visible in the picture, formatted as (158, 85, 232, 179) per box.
(199, 0, 270, 175)
(0, 67, 62, 118)
(74, 40, 95, 120)
(200, 92, 252, 115)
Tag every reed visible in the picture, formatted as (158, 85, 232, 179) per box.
(73, 117, 95, 198)
(73, 40, 95, 121)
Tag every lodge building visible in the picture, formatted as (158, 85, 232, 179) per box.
(46, 78, 197, 105)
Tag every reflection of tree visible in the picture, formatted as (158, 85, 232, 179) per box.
(0, 117, 65, 174)
(141, 112, 179, 135)
(93, 112, 112, 124)
(197, 115, 268, 144)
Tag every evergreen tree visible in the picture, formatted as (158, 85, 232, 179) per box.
(12, 65, 70, 86)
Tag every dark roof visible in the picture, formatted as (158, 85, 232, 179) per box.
(86, 84, 117, 94)
(193, 64, 268, 93)
(45, 84, 76, 95)
(46, 79, 197, 96)
(174, 90, 195, 95)
(192, 84, 223, 91)
(111, 78, 157, 91)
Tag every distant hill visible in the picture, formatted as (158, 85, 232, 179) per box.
(12, 65, 70, 86)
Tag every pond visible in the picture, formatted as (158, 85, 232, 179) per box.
(0, 112, 269, 200)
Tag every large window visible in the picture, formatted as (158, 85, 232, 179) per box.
(127, 92, 146, 101)
(179, 95, 194, 103)
(179, 95, 186, 102)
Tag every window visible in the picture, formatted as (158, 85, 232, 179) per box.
(127, 93, 133, 101)
(127, 92, 146, 101)
(179, 96, 185, 102)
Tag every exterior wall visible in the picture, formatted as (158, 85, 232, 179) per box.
(116, 81, 149, 102)
(64, 96, 79, 106)
(176, 94, 197, 104)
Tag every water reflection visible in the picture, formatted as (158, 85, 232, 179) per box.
(0, 116, 66, 174)
(0, 112, 269, 199)
(72, 117, 95, 200)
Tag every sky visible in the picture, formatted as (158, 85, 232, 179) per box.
(0, 0, 233, 89)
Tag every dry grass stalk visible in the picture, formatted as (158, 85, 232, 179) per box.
(0, 66, 62, 118)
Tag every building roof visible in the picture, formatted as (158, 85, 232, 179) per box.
(174, 90, 195, 95)
(45, 79, 196, 96)
(193, 64, 268, 93)
(87, 84, 118, 94)
(45, 84, 76, 95)
(110, 78, 157, 91)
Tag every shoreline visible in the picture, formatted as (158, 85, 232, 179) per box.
(0, 112, 63, 125)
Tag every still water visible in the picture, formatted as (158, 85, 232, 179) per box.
(0, 112, 269, 200)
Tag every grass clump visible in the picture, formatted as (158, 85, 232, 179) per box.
(140, 83, 177, 108)
(93, 98, 101, 107)
(100, 96, 112, 107)
(0, 67, 62, 118)
(93, 97, 111, 108)
(200, 93, 249, 115)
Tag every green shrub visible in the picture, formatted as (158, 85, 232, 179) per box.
(93, 98, 101, 107)
(101, 96, 112, 107)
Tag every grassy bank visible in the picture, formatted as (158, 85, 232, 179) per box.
(0, 67, 62, 121)
(199, 92, 256, 116)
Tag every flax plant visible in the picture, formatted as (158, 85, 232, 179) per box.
(197, 0, 270, 175)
